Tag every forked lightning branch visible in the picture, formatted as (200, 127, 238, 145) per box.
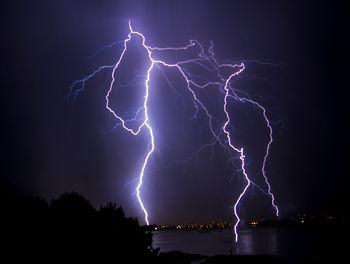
(69, 21, 279, 242)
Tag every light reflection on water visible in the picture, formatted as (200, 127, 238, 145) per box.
(152, 225, 343, 262)
(235, 228, 277, 255)
(152, 227, 279, 256)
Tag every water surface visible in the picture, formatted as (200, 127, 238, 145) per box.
(152, 225, 345, 263)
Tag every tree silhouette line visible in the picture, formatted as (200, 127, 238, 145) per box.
(1, 177, 159, 261)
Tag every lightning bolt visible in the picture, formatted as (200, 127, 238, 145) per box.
(68, 21, 280, 242)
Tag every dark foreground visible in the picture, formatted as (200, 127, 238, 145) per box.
(150, 250, 347, 264)
(152, 216, 348, 263)
(152, 251, 285, 264)
(1, 180, 346, 263)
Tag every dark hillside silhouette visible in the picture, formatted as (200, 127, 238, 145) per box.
(1, 178, 158, 261)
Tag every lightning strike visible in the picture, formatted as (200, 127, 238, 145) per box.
(68, 21, 280, 242)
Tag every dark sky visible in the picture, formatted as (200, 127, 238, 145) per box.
(1, 0, 348, 225)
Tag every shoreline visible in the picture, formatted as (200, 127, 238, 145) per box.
(151, 251, 285, 264)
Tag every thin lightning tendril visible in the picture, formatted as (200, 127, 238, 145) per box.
(69, 21, 279, 242)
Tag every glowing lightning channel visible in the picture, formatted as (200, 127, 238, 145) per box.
(232, 94, 280, 217)
(222, 66, 252, 242)
(104, 22, 156, 225)
(69, 21, 280, 242)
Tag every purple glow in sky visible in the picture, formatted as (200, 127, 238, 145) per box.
(69, 21, 279, 242)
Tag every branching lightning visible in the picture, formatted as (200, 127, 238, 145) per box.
(68, 21, 280, 242)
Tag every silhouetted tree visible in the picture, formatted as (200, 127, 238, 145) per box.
(0, 176, 13, 205)
(16, 195, 50, 252)
(50, 192, 97, 256)
(20, 195, 49, 215)
(1, 187, 158, 261)
(1, 176, 18, 257)
(51, 191, 96, 217)
(97, 202, 159, 259)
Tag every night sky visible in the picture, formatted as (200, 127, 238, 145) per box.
(1, 0, 348, 225)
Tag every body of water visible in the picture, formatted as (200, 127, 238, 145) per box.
(152, 225, 345, 263)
